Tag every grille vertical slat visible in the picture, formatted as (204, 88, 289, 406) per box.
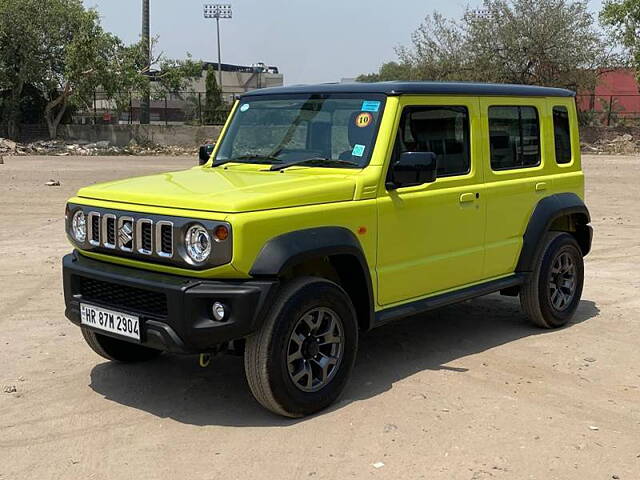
(140, 221, 152, 254)
(160, 224, 173, 257)
(88, 212, 101, 246)
(107, 218, 116, 246)
(102, 214, 116, 249)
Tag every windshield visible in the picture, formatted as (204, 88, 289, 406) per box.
(214, 94, 386, 168)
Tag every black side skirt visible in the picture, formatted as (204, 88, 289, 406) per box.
(373, 274, 527, 329)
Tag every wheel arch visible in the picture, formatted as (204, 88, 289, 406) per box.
(516, 193, 592, 273)
(250, 227, 375, 331)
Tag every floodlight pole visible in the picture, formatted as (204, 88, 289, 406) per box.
(216, 16, 222, 87)
(204, 4, 232, 94)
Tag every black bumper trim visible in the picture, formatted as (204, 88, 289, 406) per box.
(63, 252, 278, 353)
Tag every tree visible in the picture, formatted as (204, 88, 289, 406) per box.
(601, 0, 640, 80)
(203, 65, 224, 124)
(0, 0, 201, 139)
(356, 61, 414, 82)
(359, 0, 611, 91)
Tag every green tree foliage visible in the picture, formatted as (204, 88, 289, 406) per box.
(601, 0, 640, 79)
(203, 66, 224, 124)
(359, 0, 610, 90)
(356, 62, 414, 82)
(0, 0, 201, 139)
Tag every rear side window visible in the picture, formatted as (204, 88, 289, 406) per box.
(553, 106, 572, 164)
(488, 106, 540, 170)
(397, 106, 470, 177)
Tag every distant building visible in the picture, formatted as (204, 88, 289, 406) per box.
(76, 62, 285, 125)
(191, 62, 284, 102)
(578, 68, 640, 116)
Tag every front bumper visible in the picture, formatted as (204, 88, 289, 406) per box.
(63, 252, 278, 353)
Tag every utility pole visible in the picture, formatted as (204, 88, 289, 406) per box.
(141, 0, 151, 125)
(204, 4, 232, 93)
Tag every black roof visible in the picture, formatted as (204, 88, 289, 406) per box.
(241, 81, 575, 98)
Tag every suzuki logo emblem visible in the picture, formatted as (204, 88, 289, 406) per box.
(119, 221, 133, 245)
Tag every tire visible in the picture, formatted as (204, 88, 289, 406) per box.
(81, 327, 162, 363)
(520, 232, 584, 329)
(244, 276, 359, 417)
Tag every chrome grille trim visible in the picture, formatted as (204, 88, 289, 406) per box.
(102, 214, 117, 249)
(88, 212, 101, 246)
(135, 219, 154, 255)
(156, 221, 174, 258)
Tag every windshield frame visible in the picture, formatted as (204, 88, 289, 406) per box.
(213, 93, 388, 170)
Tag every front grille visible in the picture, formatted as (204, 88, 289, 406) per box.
(67, 205, 232, 269)
(79, 277, 168, 317)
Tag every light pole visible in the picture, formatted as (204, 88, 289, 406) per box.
(203, 4, 232, 92)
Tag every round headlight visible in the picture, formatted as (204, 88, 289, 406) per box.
(71, 210, 87, 243)
(185, 224, 211, 263)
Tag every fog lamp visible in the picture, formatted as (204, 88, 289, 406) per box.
(212, 302, 226, 321)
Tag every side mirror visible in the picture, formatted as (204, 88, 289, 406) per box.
(199, 144, 215, 165)
(386, 152, 437, 190)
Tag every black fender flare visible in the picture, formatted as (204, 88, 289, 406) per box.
(516, 193, 592, 273)
(250, 226, 374, 330)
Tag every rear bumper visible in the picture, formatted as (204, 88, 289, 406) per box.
(63, 252, 278, 353)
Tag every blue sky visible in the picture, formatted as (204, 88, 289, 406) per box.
(82, 0, 605, 86)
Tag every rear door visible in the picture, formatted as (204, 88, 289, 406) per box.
(479, 97, 552, 278)
(376, 96, 486, 306)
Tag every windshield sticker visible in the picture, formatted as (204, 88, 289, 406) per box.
(352, 144, 366, 157)
(240, 103, 250, 112)
(355, 112, 374, 128)
(361, 100, 381, 112)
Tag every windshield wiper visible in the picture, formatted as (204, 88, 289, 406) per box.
(213, 154, 283, 167)
(269, 157, 360, 171)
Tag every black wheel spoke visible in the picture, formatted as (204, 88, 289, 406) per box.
(287, 307, 344, 392)
(549, 251, 577, 311)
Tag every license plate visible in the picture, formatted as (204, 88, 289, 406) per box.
(80, 303, 140, 341)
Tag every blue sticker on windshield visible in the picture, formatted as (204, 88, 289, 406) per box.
(361, 101, 381, 112)
(240, 103, 250, 112)
(352, 144, 366, 157)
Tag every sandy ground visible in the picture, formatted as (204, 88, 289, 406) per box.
(0, 154, 638, 480)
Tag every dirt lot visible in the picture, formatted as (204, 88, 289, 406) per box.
(0, 155, 639, 480)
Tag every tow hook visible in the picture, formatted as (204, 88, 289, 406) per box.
(199, 353, 212, 368)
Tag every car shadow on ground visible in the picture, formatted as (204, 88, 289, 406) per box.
(89, 294, 599, 427)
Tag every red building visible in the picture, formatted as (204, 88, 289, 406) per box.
(577, 68, 640, 116)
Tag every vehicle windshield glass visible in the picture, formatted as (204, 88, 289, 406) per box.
(214, 94, 387, 168)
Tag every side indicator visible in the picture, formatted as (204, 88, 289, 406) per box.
(357, 226, 367, 235)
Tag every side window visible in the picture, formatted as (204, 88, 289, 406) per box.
(397, 106, 471, 177)
(488, 106, 540, 170)
(553, 106, 572, 164)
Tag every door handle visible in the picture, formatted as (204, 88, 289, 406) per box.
(459, 192, 476, 203)
(535, 182, 548, 192)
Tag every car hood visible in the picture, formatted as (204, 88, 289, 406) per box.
(76, 166, 357, 213)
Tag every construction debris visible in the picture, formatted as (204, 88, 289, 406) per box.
(581, 133, 639, 155)
(0, 138, 199, 157)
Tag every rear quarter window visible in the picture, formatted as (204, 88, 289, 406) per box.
(553, 106, 572, 164)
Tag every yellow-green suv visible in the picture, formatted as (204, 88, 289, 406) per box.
(63, 82, 592, 417)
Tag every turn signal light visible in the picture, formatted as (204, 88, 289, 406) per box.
(214, 225, 229, 241)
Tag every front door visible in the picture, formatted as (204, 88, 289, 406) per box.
(376, 97, 486, 306)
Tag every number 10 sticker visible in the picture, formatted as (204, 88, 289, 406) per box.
(355, 112, 373, 128)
